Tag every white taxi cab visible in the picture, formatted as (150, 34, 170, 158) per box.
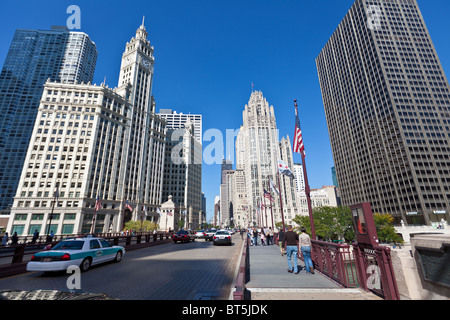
(27, 236, 125, 272)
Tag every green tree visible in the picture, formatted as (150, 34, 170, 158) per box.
(292, 206, 355, 242)
(123, 220, 158, 232)
(373, 213, 403, 244)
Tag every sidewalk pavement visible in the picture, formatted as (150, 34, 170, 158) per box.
(246, 242, 382, 300)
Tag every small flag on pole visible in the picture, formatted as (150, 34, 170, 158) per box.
(95, 195, 102, 212)
(278, 160, 295, 178)
(293, 100, 305, 156)
(269, 177, 279, 195)
(125, 201, 133, 212)
(264, 189, 275, 202)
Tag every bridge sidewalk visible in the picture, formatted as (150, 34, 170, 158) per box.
(245, 243, 382, 300)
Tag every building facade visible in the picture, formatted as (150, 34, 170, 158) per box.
(293, 163, 305, 193)
(297, 186, 340, 215)
(236, 91, 300, 227)
(7, 21, 167, 236)
(159, 109, 202, 145)
(161, 119, 202, 230)
(316, 0, 450, 226)
(0, 26, 97, 214)
(224, 169, 249, 229)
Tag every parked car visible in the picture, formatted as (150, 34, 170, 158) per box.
(213, 230, 232, 246)
(27, 236, 125, 273)
(172, 230, 195, 243)
(204, 228, 217, 241)
(195, 230, 206, 239)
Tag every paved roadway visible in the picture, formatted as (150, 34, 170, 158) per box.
(0, 235, 244, 300)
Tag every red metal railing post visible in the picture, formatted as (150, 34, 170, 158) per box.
(375, 246, 400, 300)
(352, 244, 368, 291)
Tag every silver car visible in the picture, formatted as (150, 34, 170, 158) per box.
(213, 230, 232, 246)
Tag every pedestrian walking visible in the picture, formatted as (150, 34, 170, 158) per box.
(299, 227, 314, 274)
(2, 232, 9, 246)
(283, 225, 299, 274)
(252, 228, 258, 246)
(278, 228, 285, 255)
(31, 229, 39, 243)
(11, 232, 18, 245)
(260, 229, 266, 246)
(2, 232, 8, 246)
(268, 227, 274, 245)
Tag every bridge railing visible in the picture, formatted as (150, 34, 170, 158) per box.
(233, 237, 250, 300)
(302, 240, 359, 288)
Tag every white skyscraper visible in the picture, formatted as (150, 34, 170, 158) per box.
(236, 91, 300, 227)
(159, 109, 202, 145)
(293, 163, 305, 192)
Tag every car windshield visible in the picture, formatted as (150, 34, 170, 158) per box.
(52, 241, 84, 250)
(177, 230, 188, 235)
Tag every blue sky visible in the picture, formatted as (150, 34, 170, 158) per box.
(1, 0, 450, 222)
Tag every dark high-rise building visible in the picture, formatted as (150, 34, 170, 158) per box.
(0, 26, 97, 213)
(316, 0, 450, 225)
(221, 158, 233, 184)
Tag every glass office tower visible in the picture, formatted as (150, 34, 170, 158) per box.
(0, 26, 97, 213)
(316, 0, 450, 225)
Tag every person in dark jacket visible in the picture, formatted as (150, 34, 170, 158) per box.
(11, 232, 18, 245)
(282, 225, 299, 274)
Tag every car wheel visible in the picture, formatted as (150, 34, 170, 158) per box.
(174, 241, 177, 244)
(114, 250, 123, 262)
(192, 238, 195, 242)
(80, 257, 91, 272)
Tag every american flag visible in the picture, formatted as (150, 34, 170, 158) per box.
(94, 195, 102, 212)
(125, 201, 133, 212)
(264, 189, 274, 202)
(293, 100, 305, 156)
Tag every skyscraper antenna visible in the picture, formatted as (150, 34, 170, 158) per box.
(142, 16, 145, 27)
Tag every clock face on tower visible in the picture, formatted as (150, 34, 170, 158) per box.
(124, 56, 133, 66)
(140, 57, 151, 70)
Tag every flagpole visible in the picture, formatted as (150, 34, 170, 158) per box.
(277, 171, 286, 231)
(263, 193, 267, 228)
(294, 99, 316, 240)
(301, 151, 316, 240)
(90, 195, 99, 235)
(268, 179, 275, 229)
(90, 210, 97, 235)
(270, 201, 274, 229)
(121, 200, 126, 232)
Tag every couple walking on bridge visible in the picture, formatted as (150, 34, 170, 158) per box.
(282, 226, 314, 275)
